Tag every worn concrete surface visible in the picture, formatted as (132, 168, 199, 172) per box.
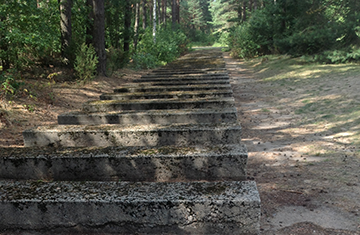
(113, 83, 232, 93)
(23, 122, 242, 147)
(0, 181, 260, 235)
(82, 97, 235, 112)
(0, 144, 248, 181)
(58, 108, 238, 125)
(99, 89, 233, 100)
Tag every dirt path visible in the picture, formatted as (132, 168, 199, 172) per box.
(224, 52, 360, 234)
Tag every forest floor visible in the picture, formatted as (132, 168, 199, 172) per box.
(225, 52, 360, 234)
(0, 49, 360, 234)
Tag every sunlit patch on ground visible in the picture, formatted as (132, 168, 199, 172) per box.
(225, 53, 360, 233)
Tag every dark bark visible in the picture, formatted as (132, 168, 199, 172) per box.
(92, 0, 106, 76)
(0, 16, 10, 71)
(142, 0, 147, 29)
(172, 0, 179, 28)
(134, 1, 140, 50)
(124, 0, 132, 52)
(172, 0, 176, 27)
(238, 1, 242, 22)
(85, 0, 94, 45)
(59, 0, 73, 62)
(161, 0, 166, 24)
(157, 0, 161, 25)
(176, 0, 180, 23)
(242, 0, 247, 22)
(149, 0, 153, 27)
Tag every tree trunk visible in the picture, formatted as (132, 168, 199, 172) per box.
(161, 0, 166, 24)
(59, 0, 72, 62)
(134, 1, 140, 51)
(153, 0, 157, 43)
(176, 0, 180, 23)
(242, 0, 247, 22)
(0, 15, 10, 71)
(157, 0, 161, 26)
(124, 0, 131, 52)
(172, 0, 176, 28)
(253, 0, 257, 10)
(142, 0, 147, 29)
(92, 0, 106, 76)
(238, 1, 242, 22)
(149, 0, 153, 27)
(85, 0, 94, 46)
(172, 0, 179, 28)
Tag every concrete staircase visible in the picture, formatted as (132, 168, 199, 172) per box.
(0, 49, 260, 234)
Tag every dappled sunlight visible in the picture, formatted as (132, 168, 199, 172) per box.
(238, 55, 360, 164)
(248, 56, 360, 86)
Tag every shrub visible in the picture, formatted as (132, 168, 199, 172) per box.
(0, 72, 16, 97)
(315, 47, 360, 64)
(275, 26, 338, 56)
(133, 26, 189, 69)
(74, 43, 98, 82)
(106, 47, 126, 75)
(228, 24, 261, 58)
(132, 53, 158, 70)
(0, 69, 23, 98)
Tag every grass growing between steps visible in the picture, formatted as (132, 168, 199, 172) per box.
(246, 55, 360, 152)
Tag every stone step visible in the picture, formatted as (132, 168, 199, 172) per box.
(82, 97, 235, 112)
(147, 69, 226, 75)
(133, 75, 229, 83)
(122, 79, 230, 87)
(23, 122, 242, 147)
(100, 89, 233, 100)
(140, 72, 229, 79)
(114, 84, 231, 93)
(0, 180, 260, 234)
(177, 55, 224, 60)
(58, 107, 238, 125)
(162, 65, 226, 70)
(0, 144, 247, 181)
(152, 67, 226, 73)
(163, 59, 224, 64)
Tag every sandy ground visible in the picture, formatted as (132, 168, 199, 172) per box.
(224, 53, 360, 234)
(0, 49, 359, 234)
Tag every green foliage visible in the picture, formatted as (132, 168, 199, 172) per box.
(228, 24, 260, 58)
(23, 104, 36, 113)
(132, 53, 158, 69)
(0, 1, 60, 70)
(225, 0, 360, 61)
(227, 7, 280, 58)
(188, 30, 216, 46)
(209, 0, 238, 32)
(304, 47, 360, 64)
(106, 47, 126, 75)
(276, 26, 338, 56)
(0, 72, 16, 96)
(0, 69, 23, 98)
(74, 43, 98, 82)
(133, 26, 189, 69)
